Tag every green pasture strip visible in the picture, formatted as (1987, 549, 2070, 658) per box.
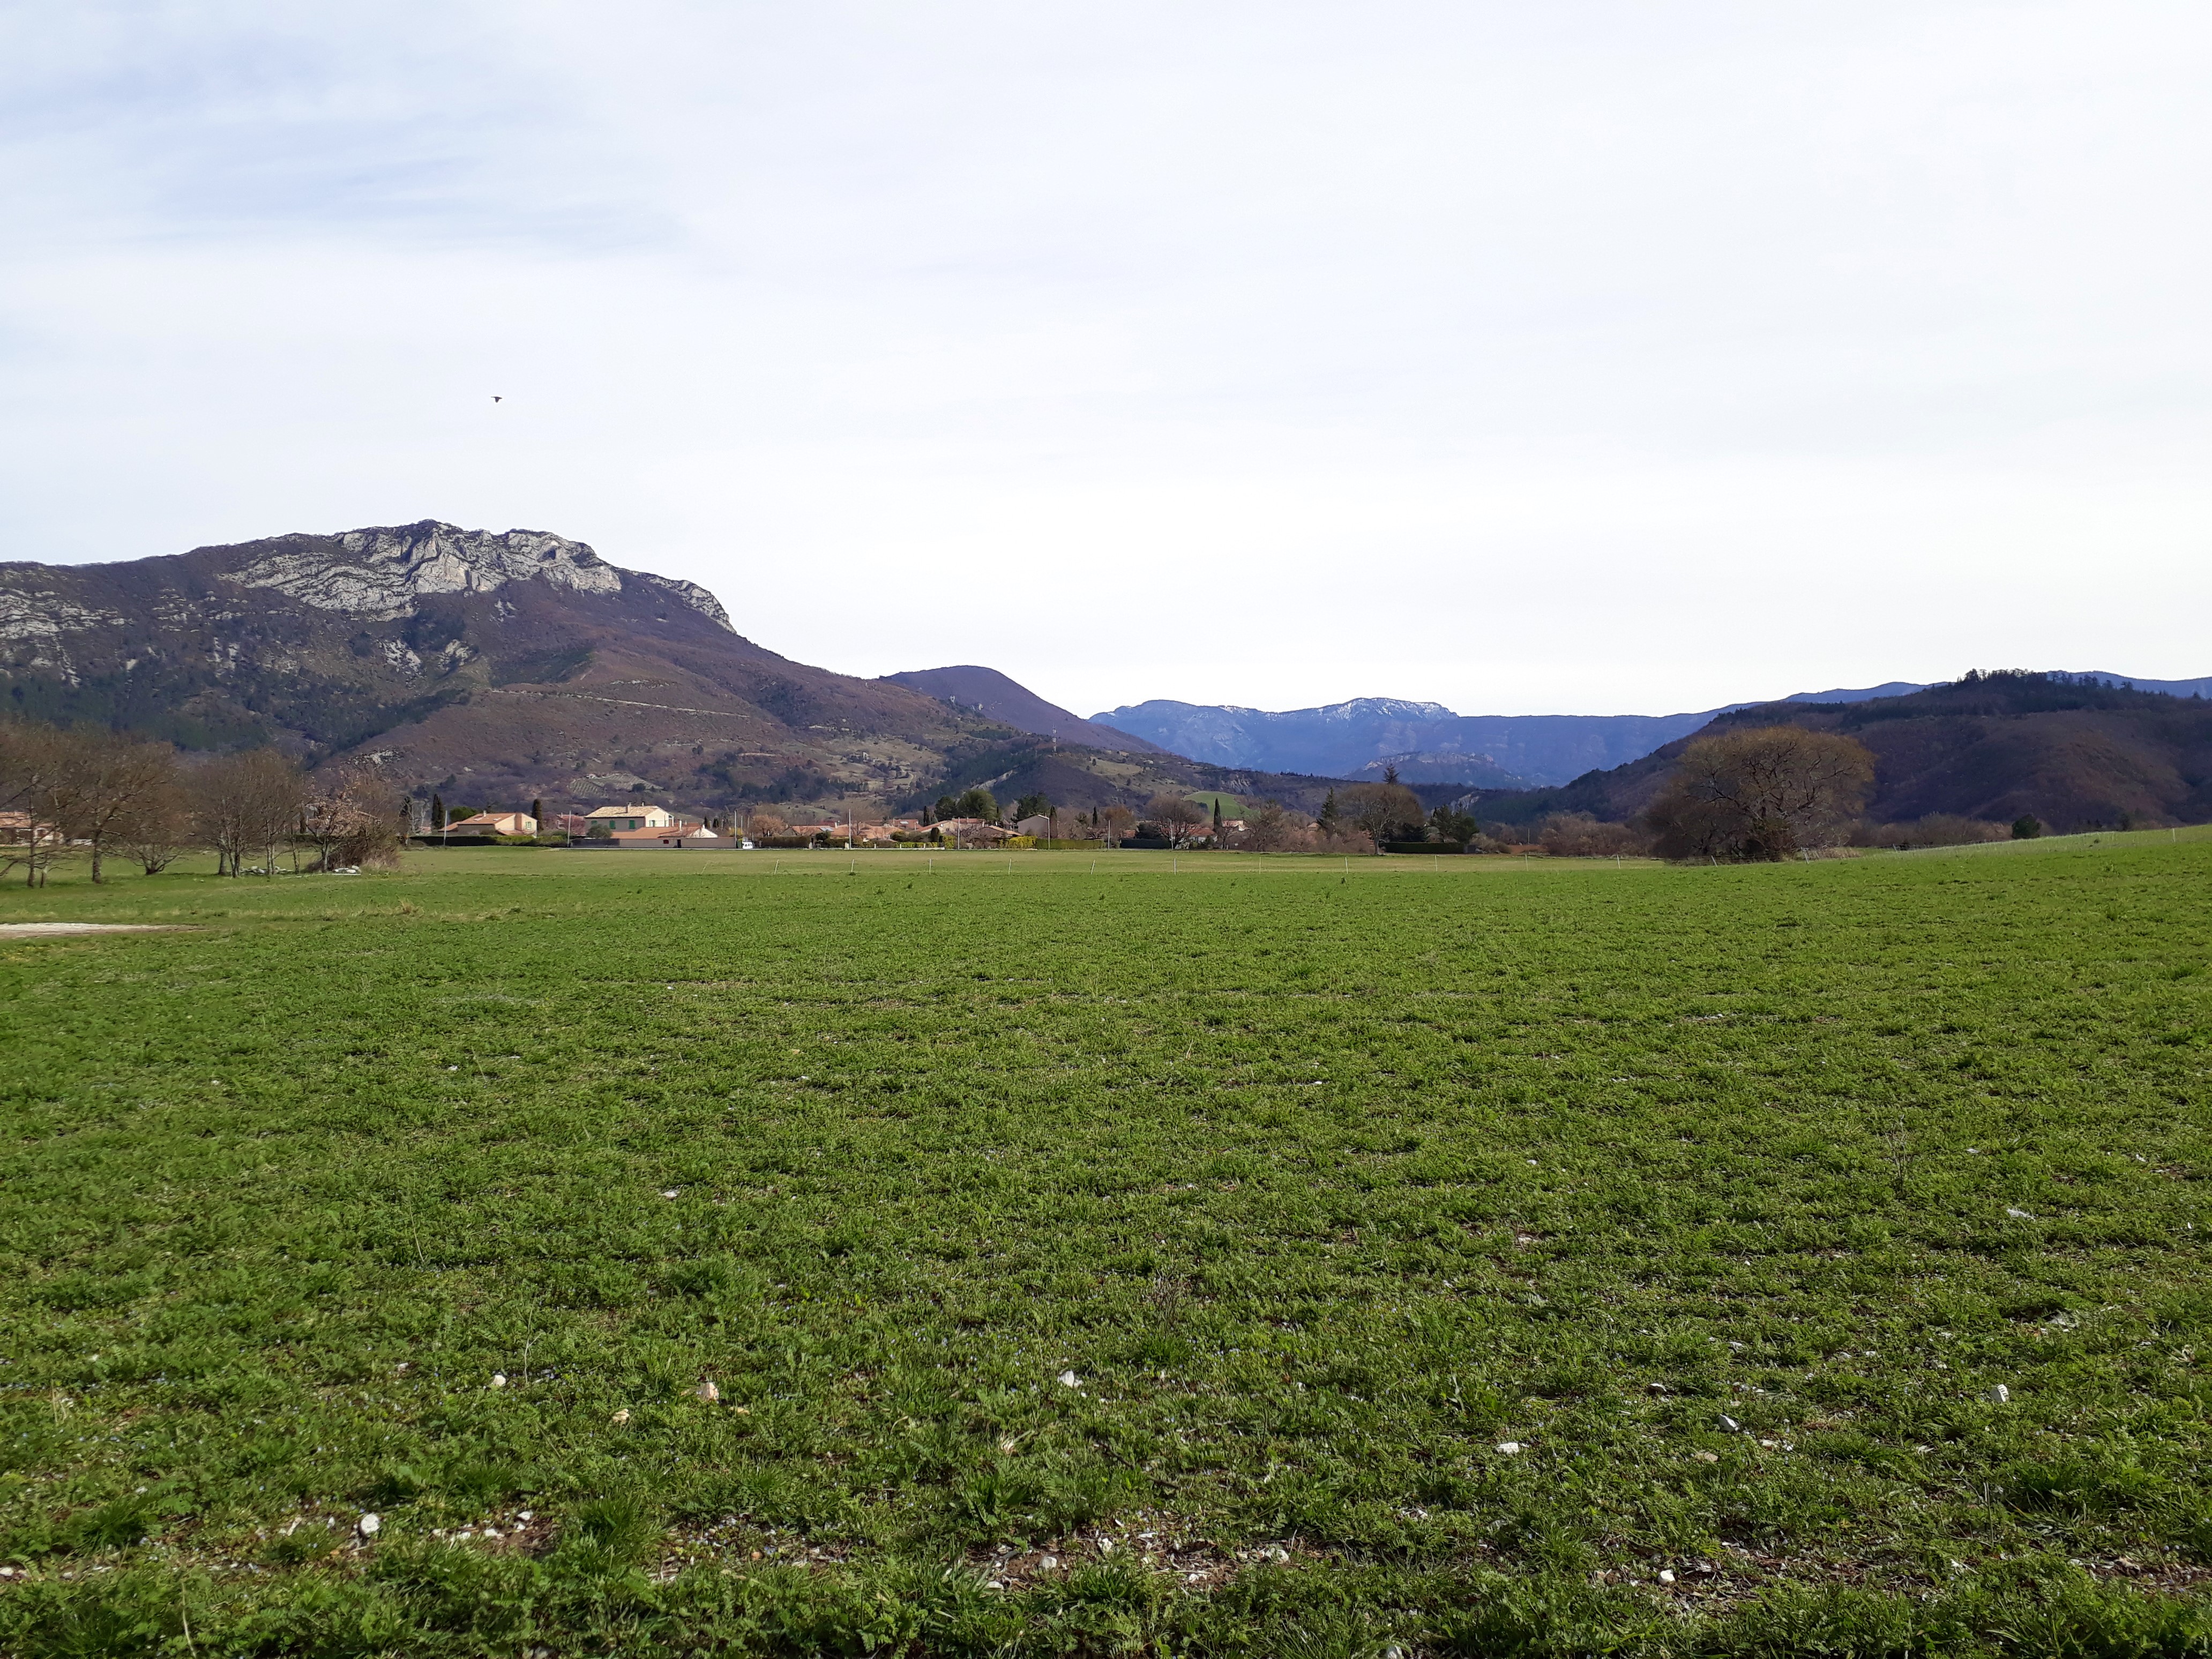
(2, 839, 2209, 1655)
(1880, 823, 2212, 858)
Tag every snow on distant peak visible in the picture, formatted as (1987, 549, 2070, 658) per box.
(1314, 697, 1458, 722)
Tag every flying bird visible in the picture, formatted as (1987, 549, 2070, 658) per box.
(492, 395, 503, 402)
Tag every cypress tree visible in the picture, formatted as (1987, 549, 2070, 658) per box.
(430, 792, 445, 831)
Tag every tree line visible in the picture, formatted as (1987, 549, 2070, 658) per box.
(944, 728, 1999, 863)
(0, 716, 403, 886)
(1236, 729, 2007, 863)
(0, 714, 1988, 883)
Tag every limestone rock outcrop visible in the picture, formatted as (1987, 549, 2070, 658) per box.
(227, 521, 729, 629)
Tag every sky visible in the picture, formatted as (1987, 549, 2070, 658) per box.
(4, 3, 2209, 718)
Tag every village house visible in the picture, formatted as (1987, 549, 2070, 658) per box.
(608, 825, 726, 849)
(584, 804, 673, 833)
(445, 810, 537, 835)
(758, 816, 926, 847)
(0, 810, 64, 847)
(930, 817, 1010, 846)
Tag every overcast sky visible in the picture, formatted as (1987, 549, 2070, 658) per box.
(4, 3, 2208, 716)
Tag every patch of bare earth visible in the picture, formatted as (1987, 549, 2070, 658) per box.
(0, 923, 196, 937)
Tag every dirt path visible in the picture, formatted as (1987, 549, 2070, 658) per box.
(0, 922, 196, 936)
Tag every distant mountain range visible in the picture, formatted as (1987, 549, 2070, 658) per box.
(8, 521, 2205, 834)
(1463, 672, 2212, 835)
(1089, 675, 2212, 787)
(1086, 686, 1897, 787)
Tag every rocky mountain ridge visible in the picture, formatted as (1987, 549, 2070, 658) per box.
(0, 522, 1351, 824)
(0, 522, 735, 693)
(221, 521, 732, 630)
(0, 521, 985, 811)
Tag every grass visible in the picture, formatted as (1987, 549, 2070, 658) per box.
(2, 837, 2210, 1655)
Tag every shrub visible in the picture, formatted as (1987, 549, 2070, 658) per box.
(1922, 814, 2007, 847)
(1230, 799, 1311, 853)
(1848, 814, 2010, 850)
(1537, 813, 1647, 857)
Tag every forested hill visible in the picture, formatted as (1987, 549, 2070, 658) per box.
(1463, 673, 2212, 834)
(880, 665, 1164, 754)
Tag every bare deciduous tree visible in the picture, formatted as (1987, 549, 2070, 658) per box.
(1100, 804, 1135, 847)
(1145, 793, 1208, 849)
(40, 730, 182, 884)
(192, 750, 307, 877)
(298, 765, 407, 871)
(1339, 781, 1425, 848)
(300, 766, 407, 871)
(114, 769, 193, 875)
(190, 762, 248, 877)
(0, 721, 71, 887)
(1232, 798, 1306, 853)
(239, 753, 308, 876)
(1645, 726, 1875, 861)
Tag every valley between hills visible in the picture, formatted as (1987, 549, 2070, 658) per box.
(4, 519, 2209, 834)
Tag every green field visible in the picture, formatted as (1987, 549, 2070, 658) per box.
(3, 838, 2210, 1656)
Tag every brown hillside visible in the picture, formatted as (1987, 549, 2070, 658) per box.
(881, 665, 1165, 754)
(1468, 673, 2212, 834)
(0, 521, 991, 816)
(900, 735, 1346, 819)
(0, 520, 1354, 823)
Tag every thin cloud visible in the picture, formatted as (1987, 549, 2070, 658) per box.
(2, 2, 2208, 715)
